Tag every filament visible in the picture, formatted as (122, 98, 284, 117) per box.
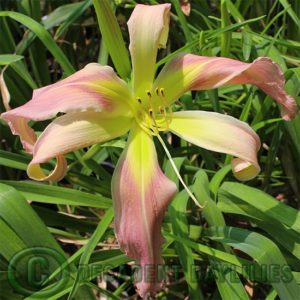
(157, 134, 204, 209)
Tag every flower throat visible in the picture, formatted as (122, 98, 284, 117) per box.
(133, 87, 173, 136)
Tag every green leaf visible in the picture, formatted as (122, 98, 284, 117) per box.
(171, 0, 193, 44)
(217, 182, 300, 259)
(92, 0, 131, 79)
(218, 182, 300, 234)
(0, 11, 75, 75)
(168, 190, 205, 300)
(54, 0, 93, 39)
(0, 183, 63, 252)
(0, 150, 30, 171)
(220, 0, 232, 57)
(206, 226, 300, 299)
(209, 164, 231, 199)
(0, 180, 112, 208)
(43, 1, 89, 30)
(164, 157, 204, 299)
(242, 30, 252, 61)
(164, 231, 260, 281)
(0, 183, 69, 297)
(193, 170, 249, 300)
(278, 0, 300, 28)
(193, 169, 226, 226)
(32, 254, 130, 299)
(0, 54, 23, 65)
(68, 207, 114, 299)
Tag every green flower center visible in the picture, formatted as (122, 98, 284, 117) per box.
(132, 87, 172, 135)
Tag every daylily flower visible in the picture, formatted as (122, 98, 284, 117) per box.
(1, 3, 298, 297)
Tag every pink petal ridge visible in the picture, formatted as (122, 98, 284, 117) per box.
(112, 125, 177, 297)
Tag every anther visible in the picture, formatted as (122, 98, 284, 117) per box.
(146, 90, 152, 97)
(155, 88, 159, 96)
(137, 98, 142, 104)
(160, 88, 165, 97)
(149, 109, 153, 116)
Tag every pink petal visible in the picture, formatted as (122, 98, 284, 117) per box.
(180, 0, 191, 16)
(28, 111, 132, 181)
(128, 4, 171, 95)
(169, 111, 261, 181)
(154, 54, 298, 120)
(1, 64, 131, 153)
(112, 125, 177, 297)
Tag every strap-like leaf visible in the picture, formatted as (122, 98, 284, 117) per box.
(93, 0, 131, 79)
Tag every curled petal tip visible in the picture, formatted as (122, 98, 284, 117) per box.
(231, 158, 260, 181)
(27, 155, 67, 182)
(252, 57, 298, 120)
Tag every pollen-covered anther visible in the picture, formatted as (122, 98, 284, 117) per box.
(137, 98, 142, 104)
(146, 90, 152, 97)
(160, 88, 165, 97)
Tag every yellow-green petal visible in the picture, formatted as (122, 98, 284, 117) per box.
(28, 111, 133, 181)
(128, 4, 171, 96)
(169, 110, 261, 181)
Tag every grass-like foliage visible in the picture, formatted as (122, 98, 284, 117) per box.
(0, 0, 300, 299)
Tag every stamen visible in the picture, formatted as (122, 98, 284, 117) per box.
(136, 113, 155, 136)
(155, 105, 171, 130)
(134, 87, 173, 136)
(165, 106, 173, 127)
(149, 109, 159, 135)
(157, 134, 204, 209)
(146, 90, 152, 97)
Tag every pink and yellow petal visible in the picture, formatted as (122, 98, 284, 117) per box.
(128, 4, 171, 95)
(154, 54, 298, 120)
(112, 124, 177, 297)
(28, 111, 133, 181)
(1, 64, 131, 153)
(169, 111, 261, 181)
